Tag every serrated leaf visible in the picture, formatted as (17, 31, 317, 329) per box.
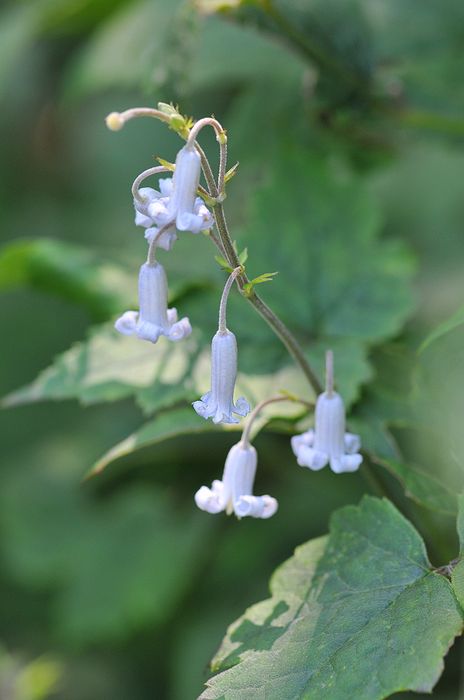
(203, 497, 462, 699)
(0, 238, 132, 321)
(2, 324, 199, 410)
(92, 364, 308, 474)
(244, 148, 415, 341)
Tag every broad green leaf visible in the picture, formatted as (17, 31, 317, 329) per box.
(243, 148, 415, 341)
(2, 324, 200, 409)
(203, 497, 462, 699)
(0, 238, 132, 321)
(89, 406, 219, 476)
(374, 457, 456, 516)
(92, 364, 308, 474)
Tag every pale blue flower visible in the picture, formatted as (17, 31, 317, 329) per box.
(115, 262, 191, 343)
(195, 442, 278, 519)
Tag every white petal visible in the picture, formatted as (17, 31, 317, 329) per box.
(213, 409, 239, 425)
(344, 432, 361, 454)
(233, 396, 250, 418)
(159, 178, 173, 196)
(194, 485, 224, 514)
(156, 228, 178, 251)
(166, 307, 178, 324)
(136, 320, 162, 343)
(296, 446, 328, 471)
(135, 211, 153, 228)
(169, 146, 201, 225)
(144, 227, 158, 243)
(235, 495, 278, 519)
(114, 310, 138, 336)
(167, 316, 192, 341)
(147, 199, 171, 225)
(176, 211, 204, 234)
(192, 396, 214, 420)
(331, 453, 363, 474)
(291, 430, 315, 456)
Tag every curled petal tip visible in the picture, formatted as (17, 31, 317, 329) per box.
(234, 396, 251, 417)
(168, 317, 192, 341)
(194, 486, 223, 514)
(115, 311, 138, 336)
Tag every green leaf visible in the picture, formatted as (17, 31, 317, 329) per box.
(375, 458, 457, 516)
(244, 148, 415, 341)
(231, 148, 415, 402)
(203, 497, 462, 699)
(243, 271, 278, 297)
(451, 494, 464, 611)
(93, 364, 308, 474)
(0, 238, 132, 321)
(2, 324, 200, 409)
(419, 302, 464, 353)
(89, 406, 220, 477)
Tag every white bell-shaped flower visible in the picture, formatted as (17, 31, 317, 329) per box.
(134, 175, 213, 241)
(291, 391, 362, 473)
(193, 330, 250, 424)
(167, 145, 203, 232)
(195, 442, 278, 519)
(133, 183, 178, 251)
(291, 350, 362, 474)
(115, 262, 191, 344)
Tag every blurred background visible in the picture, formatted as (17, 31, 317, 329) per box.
(1, 0, 464, 698)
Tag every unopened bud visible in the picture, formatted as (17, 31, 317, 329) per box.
(105, 112, 124, 131)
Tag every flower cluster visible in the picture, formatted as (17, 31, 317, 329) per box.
(115, 143, 214, 344)
(107, 106, 362, 525)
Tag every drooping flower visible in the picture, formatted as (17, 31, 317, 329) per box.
(133, 183, 178, 251)
(193, 329, 249, 423)
(195, 442, 278, 519)
(134, 174, 213, 245)
(291, 379, 362, 474)
(193, 267, 250, 424)
(115, 262, 191, 343)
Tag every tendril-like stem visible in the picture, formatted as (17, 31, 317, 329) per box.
(241, 395, 311, 447)
(325, 349, 334, 396)
(218, 266, 243, 333)
(131, 165, 171, 202)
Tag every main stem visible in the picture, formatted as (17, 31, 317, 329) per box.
(211, 182, 322, 394)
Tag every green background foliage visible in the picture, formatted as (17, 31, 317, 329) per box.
(2, 0, 464, 698)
